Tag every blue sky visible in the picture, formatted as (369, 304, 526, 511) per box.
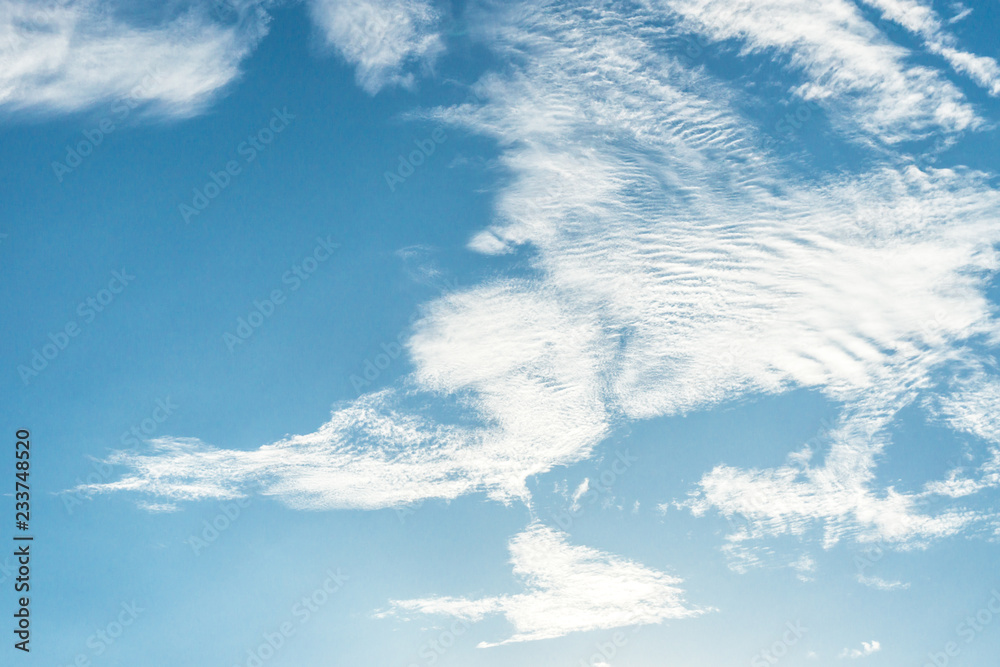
(2, 0, 1000, 665)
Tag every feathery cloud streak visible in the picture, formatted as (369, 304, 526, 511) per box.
(0, 0, 270, 116)
(659, 0, 987, 141)
(382, 523, 707, 645)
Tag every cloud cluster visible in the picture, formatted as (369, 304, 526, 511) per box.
(432, 0, 1000, 540)
(63, 3, 1000, 645)
(71, 0, 1000, 557)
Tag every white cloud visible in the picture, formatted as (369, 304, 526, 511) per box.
(0, 0, 447, 116)
(75, 390, 481, 509)
(382, 523, 707, 645)
(135, 500, 179, 513)
(790, 554, 816, 581)
(0, 0, 270, 116)
(406, 282, 614, 498)
(660, 0, 982, 141)
(857, 575, 910, 591)
(839, 640, 881, 658)
(921, 446, 1000, 499)
(76, 287, 613, 510)
(307, 0, 442, 93)
(930, 372, 1000, 445)
(570, 479, 590, 511)
(858, 0, 1000, 95)
(684, 404, 983, 548)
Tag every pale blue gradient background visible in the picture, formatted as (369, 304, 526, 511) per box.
(1, 3, 999, 666)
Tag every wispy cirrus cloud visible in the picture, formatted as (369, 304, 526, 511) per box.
(857, 574, 909, 591)
(0, 0, 446, 117)
(0, 0, 271, 116)
(74, 390, 484, 510)
(77, 278, 614, 510)
(858, 0, 1000, 96)
(306, 0, 443, 94)
(928, 370, 1000, 445)
(682, 387, 992, 552)
(660, 0, 984, 141)
(381, 523, 707, 645)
